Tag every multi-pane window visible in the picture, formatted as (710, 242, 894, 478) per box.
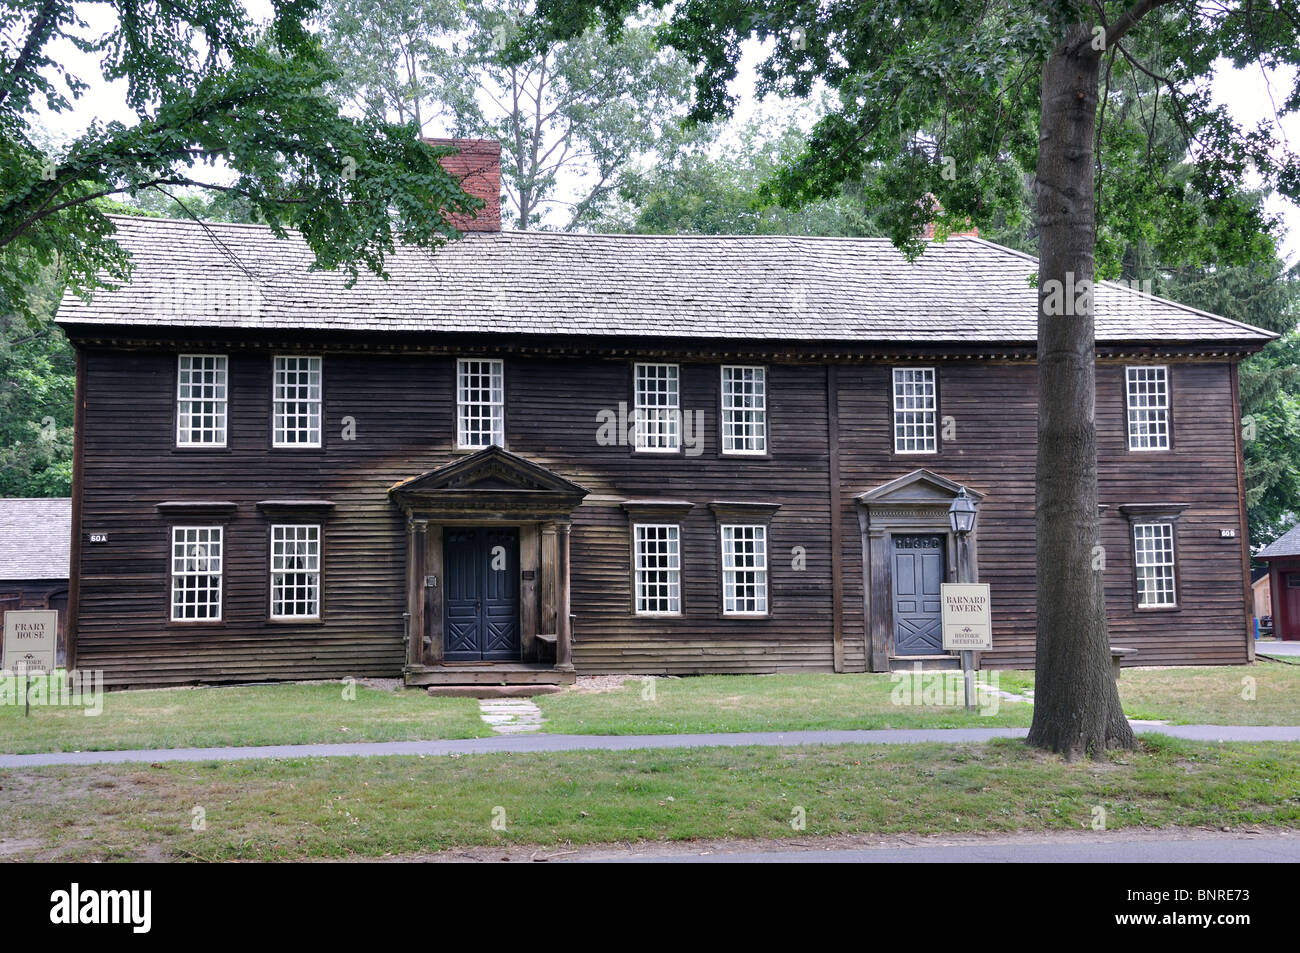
(273, 356, 322, 447)
(270, 524, 321, 619)
(721, 365, 767, 454)
(721, 524, 768, 615)
(634, 363, 680, 452)
(457, 359, 505, 449)
(1133, 522, 1177, 608)
(176, 355, 228, 446)
(634, 524, 681, 614)
(892, 367, 937, 453)
(170, 526, 223, 621)
(1126, 365, 1170, 450)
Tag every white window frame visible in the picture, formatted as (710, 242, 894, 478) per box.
(270, 524, 322, 620)
(633, 363, 681, 453)
(633, 523, 682, 615)
(176, 354, 228, 447)
(456, 358, 505, 449)
(1125, 365, 1170, 451)
(721, 365, 767, 455)
(1133, 521, 1177, 608)
(273, 356, 322, 448)
(170, 526, 223, 621)
(721, 523, 769, 616)
(892, 367, 937, 454)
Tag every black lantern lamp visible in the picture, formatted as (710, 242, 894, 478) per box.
(948, 486, 977, 536)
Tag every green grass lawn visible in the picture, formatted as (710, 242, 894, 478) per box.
(0, 680, 489, 754)
(537, 671, 1038, 734)
(1117, 662, 1300, 725)
(0, 662, 1295, 756)
(2, 737, 1295, 861)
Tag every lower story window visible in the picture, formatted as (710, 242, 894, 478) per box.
(271, 524, 321, 619)
(171, 526, 223, 621)
(634, 524, 681, 614)
(1133, 522, 1176, 608)
(721, 524, 768, 615)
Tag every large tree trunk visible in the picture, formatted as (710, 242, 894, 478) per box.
(1026, 24, 1136, 758)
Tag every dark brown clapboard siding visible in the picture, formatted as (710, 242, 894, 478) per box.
(69, 339, 1251, 686)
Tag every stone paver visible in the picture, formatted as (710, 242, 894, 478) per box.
(1, 723, 1299, 769)
(478, 698, 545, 734)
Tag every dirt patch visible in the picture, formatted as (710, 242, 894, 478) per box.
(569, 675, 661, 694)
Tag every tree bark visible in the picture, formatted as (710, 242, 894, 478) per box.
(1026, 23, 1136, 758)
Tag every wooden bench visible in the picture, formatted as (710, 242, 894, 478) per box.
(1110, 646, 1137, 680)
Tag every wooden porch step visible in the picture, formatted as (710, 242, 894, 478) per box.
(404, 663, 576, 687)
(889, 655, 962, 672)
(425, 684, 564, 698)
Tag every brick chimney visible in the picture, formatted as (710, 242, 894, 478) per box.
(424, 138, 502, 233)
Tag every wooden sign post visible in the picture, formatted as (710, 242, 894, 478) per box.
(941, 583, 992, 710)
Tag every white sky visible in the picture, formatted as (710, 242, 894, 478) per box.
(29, 2, 1300, 263)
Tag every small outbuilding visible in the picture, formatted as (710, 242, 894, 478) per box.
(0, 498, 71, 663)
(1257, 523, 1300, 641)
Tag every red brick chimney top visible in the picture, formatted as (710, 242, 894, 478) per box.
(424, 138, 502, 233)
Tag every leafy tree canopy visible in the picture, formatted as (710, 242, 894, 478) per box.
(2, 0, 480, 325)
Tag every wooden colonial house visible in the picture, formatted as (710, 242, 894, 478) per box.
(55, 140, 1272, 689)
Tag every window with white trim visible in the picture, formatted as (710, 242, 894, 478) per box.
(721, 524, 768, 615)
(892, 367, 936, 453)
(1133, 522, 1177, 608)
(273, 356, 322, 447)
(1126, 365, 1170, 450)
(634, 363, 680, 452)
(456, 359, 505, 449)
(633, 524, 681, 614)
(177, 355, 228, 446)
(721, 365, 767, 454)
(271, 524, 321, 619)
(171, 526, 223, 621)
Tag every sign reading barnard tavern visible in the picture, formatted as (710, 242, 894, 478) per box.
(3, 610, 58, 673)
(941, 584, 993, 651)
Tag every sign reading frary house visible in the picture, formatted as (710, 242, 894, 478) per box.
(941, 584, 993, 651)
(2, 609, 58, 673)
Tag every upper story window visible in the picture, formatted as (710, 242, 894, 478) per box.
(1133, 522, 1177, 608)
(634, 363, 680, 452)
(1126, 365, 1170, 451)
(171, 526, 223, 621)
(892, 367, 937, 454)
(721, 365, 767, 454)
(176, 354, 228, 447)
(721, 523, 768, 615)
(633, 523, 681, 615)
(273, 356, 322, 448)
(270, 524, 321, 619)
(457, 358, 505, 449)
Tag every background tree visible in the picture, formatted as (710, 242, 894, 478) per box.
(525, 0, 1300, 757)
(1, 0, 479, 326)
(592, 111, 875, 235)
(319, 0, 698, 228)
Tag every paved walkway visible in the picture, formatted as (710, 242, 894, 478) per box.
(2, 723, 1298, 769)
(1257, 640, 1300, 658)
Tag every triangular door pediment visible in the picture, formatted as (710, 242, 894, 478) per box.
(389, 446, 588, 517)
(856, 469, 985, 507)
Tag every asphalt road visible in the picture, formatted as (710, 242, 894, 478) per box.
(585, 836, 1300, 863)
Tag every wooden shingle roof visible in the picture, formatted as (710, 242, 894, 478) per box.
(0, 498, 70, 581)
(55, 216, 1275, 346)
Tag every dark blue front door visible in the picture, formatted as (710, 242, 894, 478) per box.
(892, 534, 945, 655)
(444, 527, 521, 661)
